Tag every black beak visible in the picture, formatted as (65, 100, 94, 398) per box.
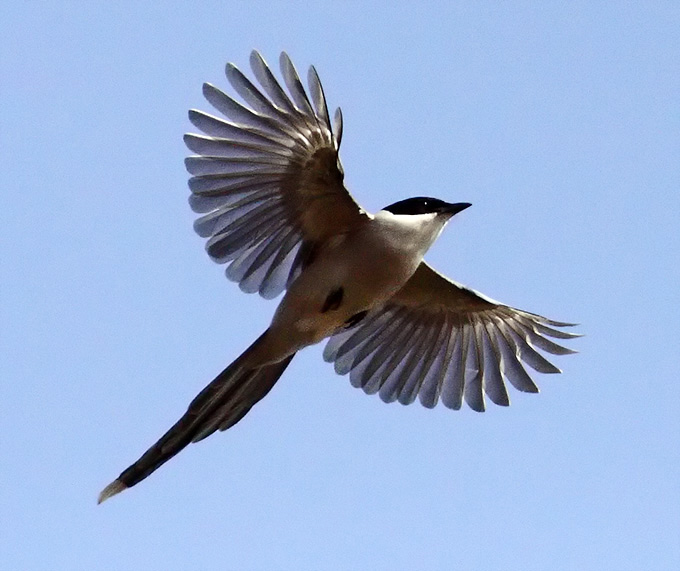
(442, 202, 472, 216)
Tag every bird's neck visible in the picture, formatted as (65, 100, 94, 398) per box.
(372, 210, 447, 258)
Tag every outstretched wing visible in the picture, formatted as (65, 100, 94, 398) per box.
(185, 51, 368, 299)
(324, 262, 580, 411)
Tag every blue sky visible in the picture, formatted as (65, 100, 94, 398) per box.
(2, 2, 678, 570)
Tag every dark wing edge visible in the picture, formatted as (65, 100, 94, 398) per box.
(185, 51, 366, 299)
(324, 262, 580, 412)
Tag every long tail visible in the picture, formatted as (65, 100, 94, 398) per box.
(98, 330, 295, 503)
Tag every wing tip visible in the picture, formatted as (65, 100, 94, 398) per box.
(202, 82, 219, 99)
(559, 347, 579, 356)
(97, 479, 128, 505)
(545, 319, 580, 328)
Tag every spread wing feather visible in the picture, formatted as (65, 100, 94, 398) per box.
(185, 51, 367, 299)
(324, 262, 579, 411)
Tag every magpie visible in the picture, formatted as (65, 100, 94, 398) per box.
(99, 51, 578, 503)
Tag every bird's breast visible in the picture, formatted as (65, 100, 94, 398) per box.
(267, 223, 426, 352)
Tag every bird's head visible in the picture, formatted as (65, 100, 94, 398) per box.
(382, 197, 471, 219)
(377, 197, 471, 253)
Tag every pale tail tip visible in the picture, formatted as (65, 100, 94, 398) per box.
(98, 479, 128, 504)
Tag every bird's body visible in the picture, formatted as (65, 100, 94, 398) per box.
(269, 210, 450, 352)
(99, 51, 578, 503)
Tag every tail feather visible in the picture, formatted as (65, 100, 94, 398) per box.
(98, 330, 295, 503)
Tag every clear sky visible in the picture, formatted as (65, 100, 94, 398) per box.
(2, 2, 678, 570)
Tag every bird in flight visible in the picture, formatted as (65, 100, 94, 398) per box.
(99, 51, 578, 503)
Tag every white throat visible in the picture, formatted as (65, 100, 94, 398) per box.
(373, 210, 449, 258)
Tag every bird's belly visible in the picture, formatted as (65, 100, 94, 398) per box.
(267, 236, 420, 353)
